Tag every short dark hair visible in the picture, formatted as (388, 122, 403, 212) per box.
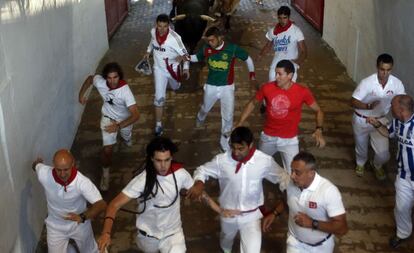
(102, 62, 124, 80)
(230, 127, 254, 145)
(293, 151, 317, 171)
(205, 26, 222, 37)
(156, 13, 170, 24)
(277, 6, 291, 16)
(276, 60, 295, 74)
(377, 53, 393, 66)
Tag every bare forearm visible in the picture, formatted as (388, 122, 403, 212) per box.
(79, 75, 93, 99)
(259, 41, 272, 56)
(84, 200, 106, 220)
(315, 109, 324, 128)
(119, 106, 139, 128)
(315, 219, 348, 237)
(237, 99, 257, 126)
(351, 98, 371, 110)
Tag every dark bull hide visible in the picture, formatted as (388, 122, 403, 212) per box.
(170, 0, 215, 53)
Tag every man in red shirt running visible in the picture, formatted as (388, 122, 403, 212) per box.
(236, 60, 325, 173)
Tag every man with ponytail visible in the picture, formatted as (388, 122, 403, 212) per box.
(98, 137, 193, 253)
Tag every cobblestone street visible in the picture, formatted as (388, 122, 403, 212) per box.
(63, 0, 414, 252)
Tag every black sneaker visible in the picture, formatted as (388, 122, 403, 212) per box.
(389, 236, 405, 249)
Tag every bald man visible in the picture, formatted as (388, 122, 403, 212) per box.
(32, 149, 106, 253)
(368, 95, 414, 248)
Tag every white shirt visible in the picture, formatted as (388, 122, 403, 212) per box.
(147, 27, 189, 72)
(122, 167, 194, 239)
(93, 75, 136, 121)
(193, 149, 289, 223)
(287, 173, 345, 244)
(266, 24, 304, 63)
(353, 73, 405, 117)
(36, 163, 102, 231)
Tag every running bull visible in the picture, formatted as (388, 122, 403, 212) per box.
(170, 0, 215, 52)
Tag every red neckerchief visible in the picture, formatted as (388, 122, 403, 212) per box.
(232, 147, 256, 174)
(52, 167, 78, 192)
(156, 28, 169, 46)
(273, 20, 293, 35)
(157, 162, 183, 176)
(107, 80, 127, 91)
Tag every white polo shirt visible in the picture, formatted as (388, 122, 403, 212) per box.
(93, 75, 136, 121)
(36, 163, 102, 231)
(122, 166, 194, 239)
(265, 24, 304, 63)
(193, 149, 289, 223)
(352, 73, 405, 117)
(287, 173, 345, 244)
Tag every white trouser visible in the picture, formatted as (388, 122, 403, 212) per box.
(197, 84, 235, 151)
(352, 114, 390, 167)
(259, 131, 299, 174)
(394, 176, 414, 239)
(136, 229, 186, 253)
(269, 58, 298, 82)
(100, 116, 132, 146)
(46, 221, 98, 253)
(220, 219, 262, 253)
(286, 233, 335, 253)
(153, 68, 180, 107)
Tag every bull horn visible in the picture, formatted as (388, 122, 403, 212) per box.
(200, 15, 216, 22)
(171, 14, 187, 21)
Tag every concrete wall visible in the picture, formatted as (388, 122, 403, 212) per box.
(0, 0, 108, 252)
(323, 0, 414, 94)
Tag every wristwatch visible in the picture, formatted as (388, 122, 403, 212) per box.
(79, 213, 87, 223)
(311, 219, 319, 230)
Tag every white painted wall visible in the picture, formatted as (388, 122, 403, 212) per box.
(0, 0, 108, 252)
(323, 0, 414, 94)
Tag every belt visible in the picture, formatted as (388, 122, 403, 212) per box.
(103, 115, 115, 121)
(240, 207, 258, 214)
(138, 229, 175, 240)
(298, 233, 332, 247)
(138, 229, 159, 239)
(354, 111, 384, 119)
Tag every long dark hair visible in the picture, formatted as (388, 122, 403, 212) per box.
(141, 137, 178, 201)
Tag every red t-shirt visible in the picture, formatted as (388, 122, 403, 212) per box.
(255, 82, 315, 138)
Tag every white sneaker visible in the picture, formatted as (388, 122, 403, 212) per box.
(100, 168, 110, 191)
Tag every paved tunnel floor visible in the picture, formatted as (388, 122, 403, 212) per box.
(37, 0, 414, 252)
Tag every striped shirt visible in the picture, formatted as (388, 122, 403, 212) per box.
(389, 114, 414, 181)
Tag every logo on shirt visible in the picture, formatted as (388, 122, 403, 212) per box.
(274, 35, 291, 52)
(208, 59, 229, 70)
(222, 53, 229, 60)
(308, 201, 317, 209)
(386, 90, 394, 96)
(398, 136, 413, 146)
(153, 45, 166, 52)
(269, 94, 290, 119)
